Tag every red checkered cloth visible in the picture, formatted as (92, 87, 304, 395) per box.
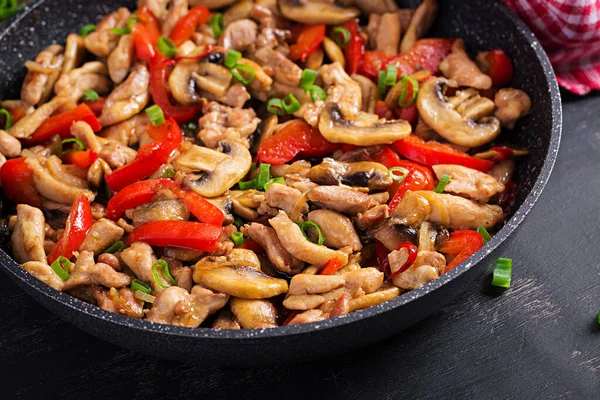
(503, 0, 600, 95)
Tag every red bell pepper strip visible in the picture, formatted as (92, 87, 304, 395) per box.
(22, 104, 100, 146)
(484, 50, 514, 87)
(388, 160, 435, 211)
(105, 118, 182, 192)
(393, 104, 418, 125)
(105, 178, 224, 226)
(393, 135, 493, 172)
(289, 24, 326, 62)
(169, 6, 211, 46)
(489, 146, 514, 162)
(133, 6, 161, 60)
(320, 258, 343, 275)
(0, 158, 43, 208)
(47, 195, 93, 264)
(439, 230, 484, 273)
(386, 38, 454, 77)
(379, 242, 419, 279)
(149, 55, 204, 123)
(257, 119, 339, 164)
(240, 238, 265, 254)
(374, 100, 394, 120)
(62, 150, 98, 169)
(84, 98, 106, 117)
(360, 50, 391, 80)
(127, 220, 223, 252)
(344, 30, 365, 75)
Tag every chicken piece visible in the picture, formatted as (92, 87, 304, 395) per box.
(107, 34, 135, 84)
(286, 309, 326, 325)
(130, 199, 190, 226)
(348, 285, 400, 312)
(71, 121, 102, 153)
(11, 205, 46, 264)
(0, 129, 21, 157)
(320, 61, 362, 115)
(253, 46, 302, 86)
(367, 13, 401, 55)
(84, 8, 131, 57)
(79, 219, 125, 254)
(439, 40, 492, 90)
(24, 156, 95, 205)
(62, 251, 132, 291)
(212, 307, 242, 330)
(219, 19, 258, 52)
(138, 0, 169, 20)
(353, 0, 398, 14)
(99, 113, 150, 146)
(98, 142, 138, 169)
(494, 88, 532, 129)
(22, 261, 64, 291)
(229, 298, 278, 329)
(288, 274, 345, 296)
(241, 222, 305, 275)
(392, 250, 446, 290)
(21, 44, 64, 107)
(170, 263, 194, 292)
(269, 211, 349, 267)
(93, 287, 144, 319)
(99, 64, 150, 127)
(283, 294, 326, 311)
(162, 0, 189, 36)
(391, 190, 504, 230)
(197, 102, 260, 148)
(97, 253, 121, 271)
(343, 268, 384, 296)
(8, 96, 66, 139)
(400, 0, 437, 53)
(432, 164, 505, 203)
(307, 186, 375, 215)
(44, 155, 87, 189)
(62, 34, 85, 75)
(216, 83, 251, 108)
(54, 61, 111, 102)
(264, 183, 308, 215)
(308, 210, 362, 251)
(120, 242, 163, 293)
(355, 204, 389, 230)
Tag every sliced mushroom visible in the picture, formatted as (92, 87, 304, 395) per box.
(192, 64, 234, 98)
(318, 103, 412, 146)
(322, 37, 345, 67)
(173, 144, 230, 173)
(351, 74, 378, 114)
(278, 0, 360, 25)
(185, 139, 252, 197)
(309, 158, 392, 191)
(229, 298, 278, 328)
(307, 209, 362, 251)
(417, 78, 501, 147)
(224, 0, 253, 23)
(367, 13, 401, 56)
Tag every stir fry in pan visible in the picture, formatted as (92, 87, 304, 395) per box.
(0, 0, 532, 329)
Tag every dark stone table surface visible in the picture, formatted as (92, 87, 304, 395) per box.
(1, 92, 598, 399)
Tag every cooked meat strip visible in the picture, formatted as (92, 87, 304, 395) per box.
(22, 261, 64, 290)
(391, 190, 504, 230)
(99, 114, 150, 146)
(0, 129, 21, 158)
(120, 242, 162, 293)
(355, 204, 389, 231)
(21, 44, 64, 107)
(8, 96, 65, 139)
(242, 222, 304, 275)
(107, 34, 135, 84)
(62, 34, 85, 75)
(269, 211, 349, 267)
(62, 251, 132, 291)
(79, 219, 125, 254)
(229, 298, 278, 329)
(11, 205, 46, 264)
(400, 0, 437, 53)
(367, 13, 401, 55)
(432, 164, 505, 203)
(286, 309, 326, 325)
(162, 0, 189, 36)
(54, 61, 111, 102)
(253, 46, 302, 87)
(212, 307, 242, 330)
(283, 294, 326, 311)
(494, 88, 532, 129)
(197, 101, 260, 148)
(84, 8, 131, 57)
(307, 210, 362, 251)
(288, 274, 345, 295)
(138, 0, 169, 20)
(98, 142, 138, 169)
(219, 19, 258, 51)
(308, 186, 375, 215)
(439, 39, 492, 90)
(343, 268, 385, 296)
(264, 183, 308, 215)
(99, 63, 150, 126)
(392, 250, 446, 290)
(92, 287, 145, 319)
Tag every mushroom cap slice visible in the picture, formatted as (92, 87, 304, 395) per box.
(278, 0, 360, 25)
(193, 265, 288, 299)
(189, 0, 240, 10)
(417, 77, 501, 147)
(185, 139, 252, 198)
(169, 61, 232, 106)
(318, 103, 412, 146)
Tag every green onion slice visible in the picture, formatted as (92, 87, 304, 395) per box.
(146, 105, 166, 126)
(434, 174, 451, 193)
(163, 167, 176, 178)
(110, 27, 130, 36)
(186, 121, 198, 132)
(103, 240, 125, 254)
(377, 70, 387, 97)
(263, 177, 285, 191)
(231, 231, 245, 247)
(238, 179, 257, 190)
(491, 257, 512, 288)
(79, 24, 96, 37)
(0, 108, 13, 130)
(398, 76, 419, 108)
(300, 69, 318, 90)
(157, 36, 177, 58)
(126, 14, 138, 31)
(308, 85, 326, 102)
(332, 27, 350, 48)
(388, 167, 410, 183)
(224, 49, 242, 69)
(267, 98, 285, 115)
(384, 65, 397, 87)
(230, 64, 255, 85)
(477, 226, 492, 244)
(209, 13, 224, 38)
(282, 93, 301, 114)
(297, 221, 325, 245)
(131, 279, 152, 294)
(55, 138, 86, 157)
(597, 309, 600, 326)
(0, 0, 22, 21)
(50, 256, 71, 281)
(82, 89, 99, 102)
(234, 216, 244, 229)
(151, 259, 178, 289)
(255, 163, 271, 191)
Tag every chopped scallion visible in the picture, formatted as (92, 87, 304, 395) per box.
(388, 166, 409, 183)
(308, 85, 326, 102)
(131, 279, 152, 294)
(282, 93, 301, 114)
(398, 76, 419, 108)
(82, 89, 99, 102)
(231, 231, 245, 247)
(146, 105, 166, 126)
(156, 36, 177, 58)
(79, 24, 96, 37)
(230, 64, 255, 85)
(300, 69, 318, 90)
(0, 0, 22, 21)
(110, 27, 130, 36)
(224, 49, 242, 69)
(50, 256, 71, 281)
(103, 240, 125, 254)
(377, 70, 387, 97)
(185, 121, 198, 132)
(491, 257, 512, 288)
(0, 108, 13, 130)
(233, 216, 244, 229)
(434, 174, 451, 193)
(255, 163, 271, 191)
(266, 98, 285, 115)
(477, 226, 492, 244)
(151, 259, 177, 289)
(163, 167, 176, 178)
(297, 221, 325, 245)
(263, 177, 285, 191)
(209, 13, 224, 38)
(55, 138, 86, 157)
(332, 27, 350, 48)
(126, 14, 138, 31)
(378, 65, 398, 96)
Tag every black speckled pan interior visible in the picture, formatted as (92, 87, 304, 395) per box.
(0, 0, 561, 366)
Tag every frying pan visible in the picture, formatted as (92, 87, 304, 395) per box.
(0, 0, 561, 366)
